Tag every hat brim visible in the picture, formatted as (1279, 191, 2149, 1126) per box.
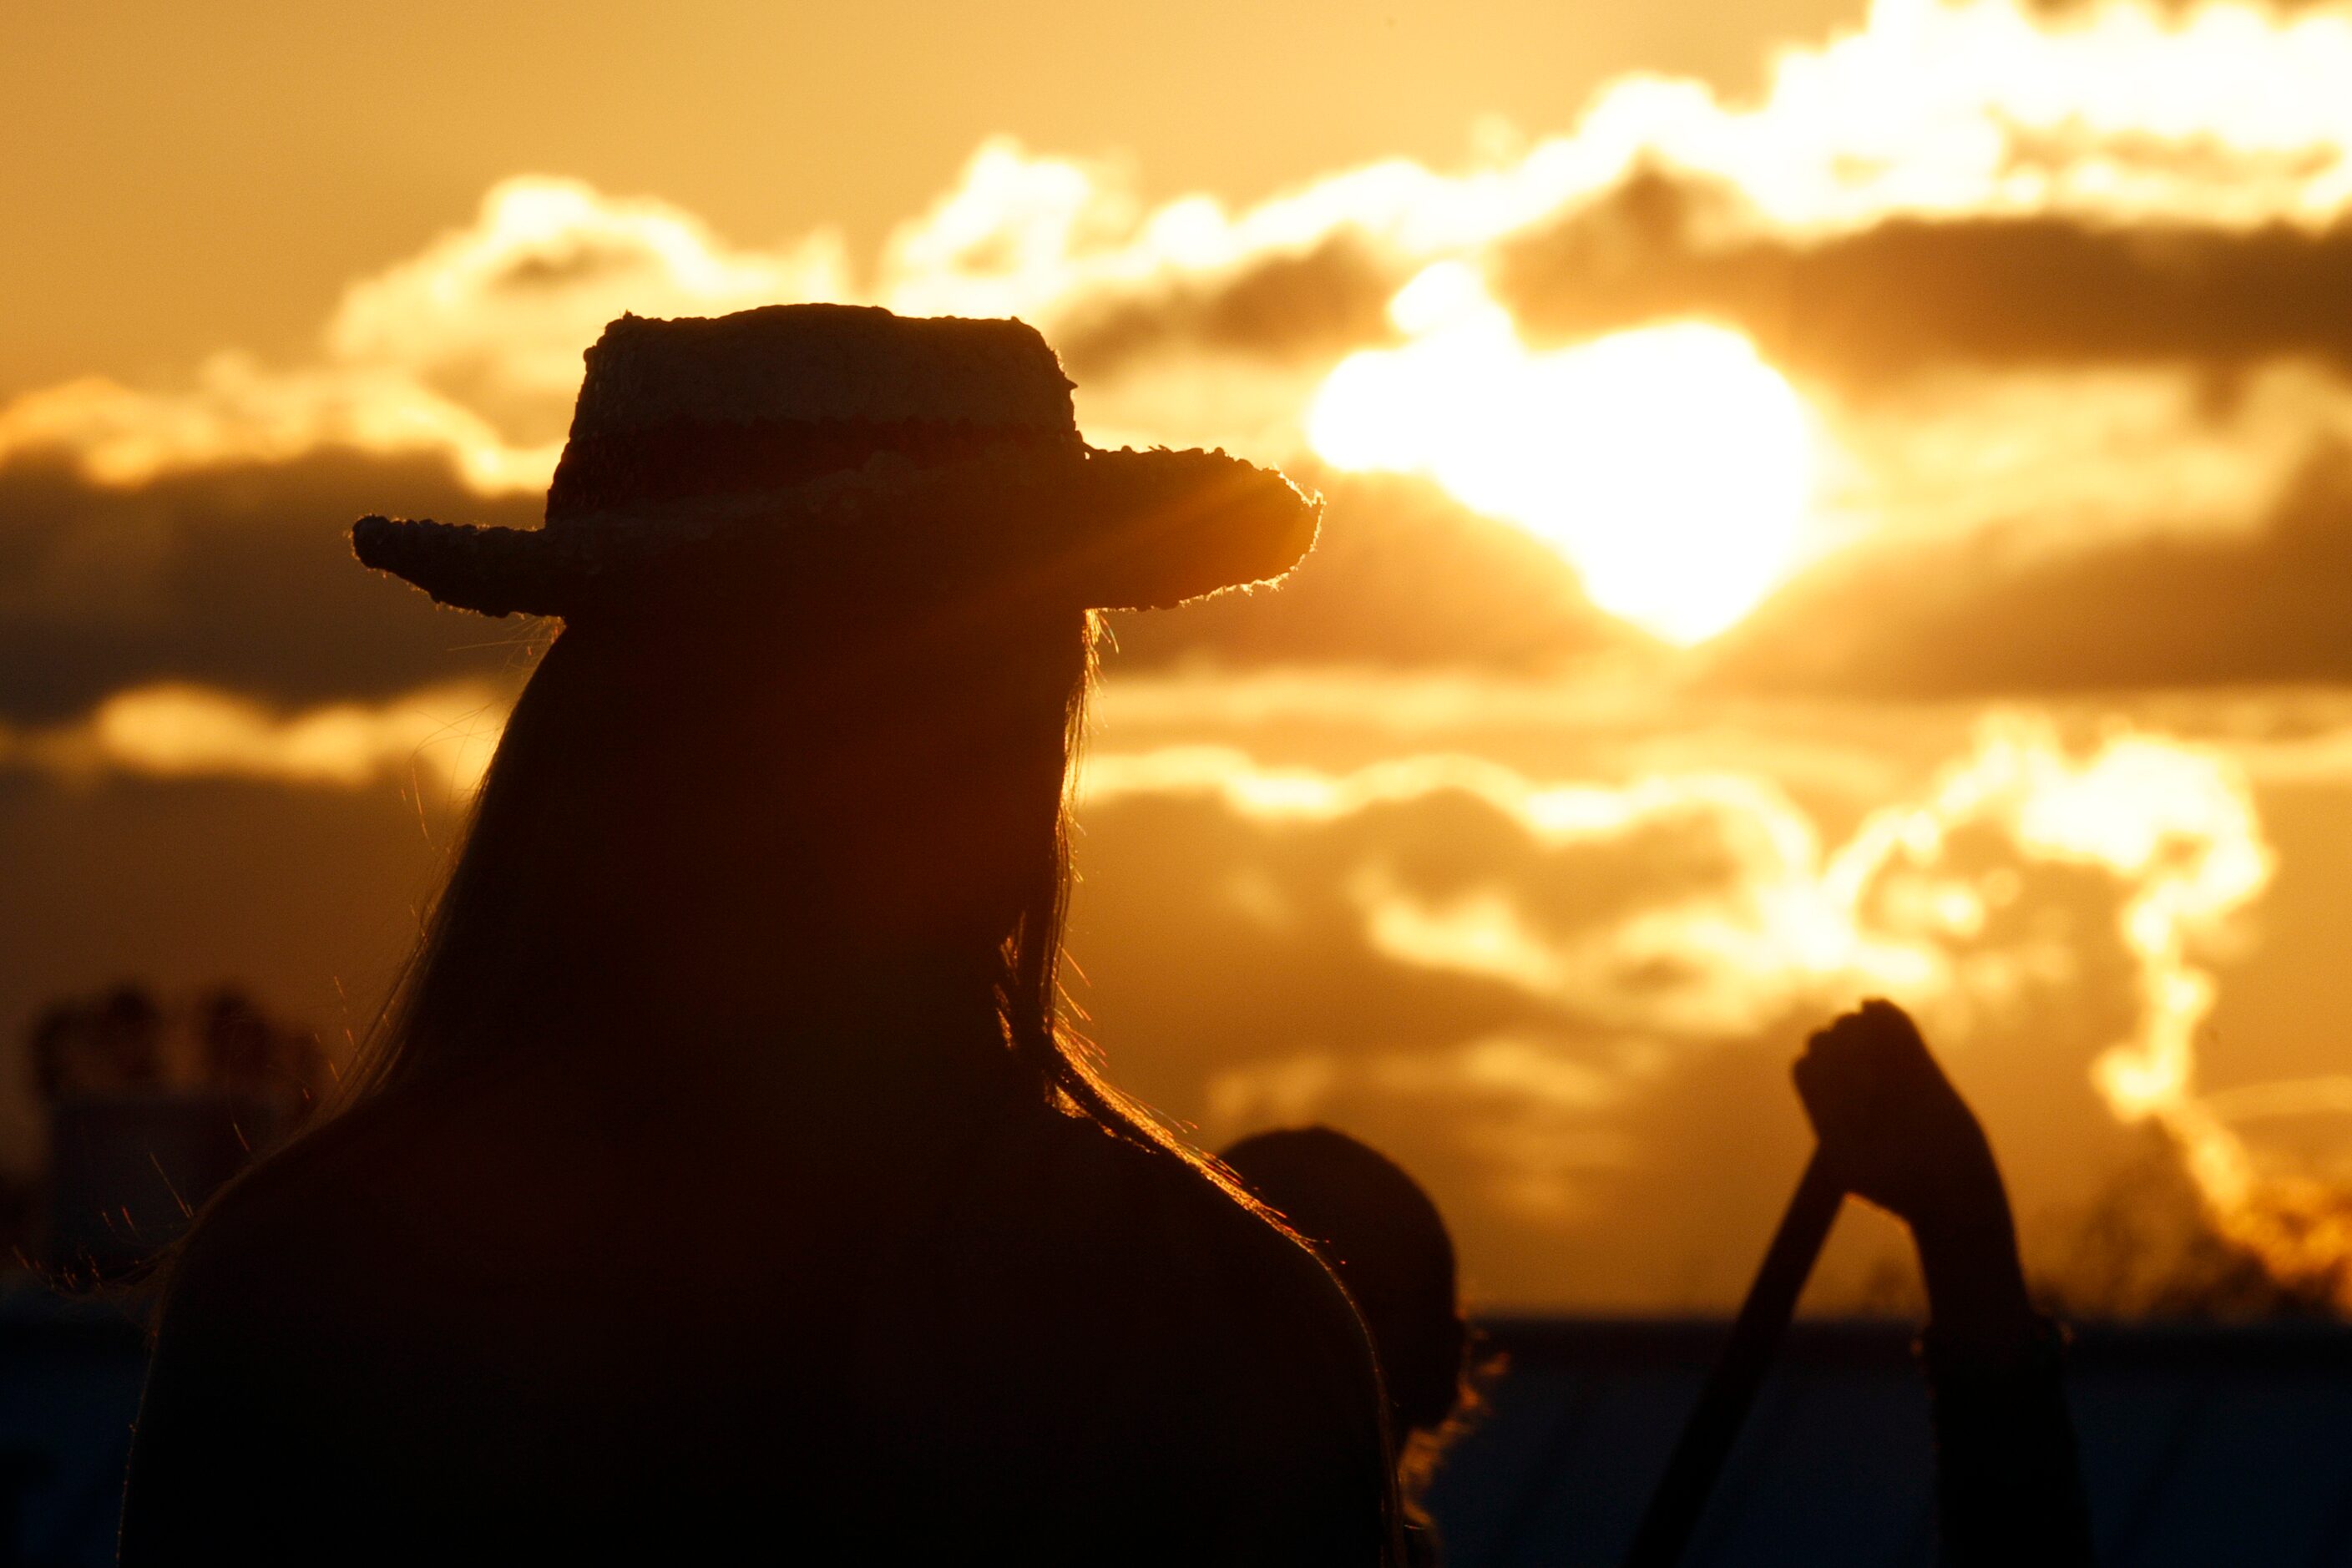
(351, 445, 1320, 620)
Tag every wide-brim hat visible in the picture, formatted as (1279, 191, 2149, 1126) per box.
(351, 304, 1321, 620)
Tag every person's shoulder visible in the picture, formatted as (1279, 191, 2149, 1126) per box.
(157, 1096, 422, 1338)
(1074, 1119, 1394, 1536)
(1049, 1112, 1363, 1323)
(123, 1099, 448, 1560)
(1034, 1109, 1267, 1239)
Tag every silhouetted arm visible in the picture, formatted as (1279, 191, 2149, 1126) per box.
(1796, 1002, 2095, 1568)
(1909, 1172, 2093, 1566)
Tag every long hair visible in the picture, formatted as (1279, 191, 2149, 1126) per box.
(331, 581, 1165, 1146)
(151, 571, 1404, 1568)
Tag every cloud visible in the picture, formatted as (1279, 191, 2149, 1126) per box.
(24, 0, 2352, 488)
(1565, 0, 2352, 233)
(0, 451, 538, 722)
(15, 1, 2352, 761)
(324, 177, 850, 444)
(0, 680, 507, 794)
(1817, 360, 2352, 550)
(0, 441, 1621, 737)
(1083, 727, 2030, 1045)
(6, 0, 2352, 695)
(1073, 709, 2352, 1303)
(1051, 235, 1403, 382)
(0, 357, 560, 498)
(5, 650, 2348, 1305)
(893, 0, 2352, 393)
(1495, 171, 2352, 382)
(903, 0, 2352, 357)
(1713, 445, 2352, 693)
(0, 176, 847, 495)
(11, 0, 2352, 1310)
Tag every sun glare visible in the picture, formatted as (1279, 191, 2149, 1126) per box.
(1308, 263, 1819, 645)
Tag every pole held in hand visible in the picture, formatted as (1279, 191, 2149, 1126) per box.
(1621, 1151, 1846, 1568)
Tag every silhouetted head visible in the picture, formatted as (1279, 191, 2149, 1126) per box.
(1221, 1126, 1468, 1436)
(342, 306, 1320, 1117)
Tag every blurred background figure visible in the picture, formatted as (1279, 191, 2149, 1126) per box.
(1227, 1002, 2098, 1566)
(194, 989, 329, 1116)
(21, 984, 325, 1280)
(1224, 1126, 1474, 1567)
(28, 986, 164, 1101)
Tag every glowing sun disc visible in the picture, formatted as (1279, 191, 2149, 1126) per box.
(1308, 264, 1818, 645)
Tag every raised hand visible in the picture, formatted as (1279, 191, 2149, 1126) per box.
(1793, 999, 2034, 1353)
(1793, 999, 2001, 1232)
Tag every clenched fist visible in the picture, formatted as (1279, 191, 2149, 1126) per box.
(1794, 999, 2033, 1352)
(1793, 999, 2004, 1235)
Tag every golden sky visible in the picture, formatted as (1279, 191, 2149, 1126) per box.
(12, 0, 2352, 1310)
(0, 0, 1857, 395)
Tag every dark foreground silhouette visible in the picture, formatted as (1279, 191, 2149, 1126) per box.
(1222, 1127, 1471, 1567)
(120, 306, 1391, 1565)
(1793, 1002, 2096, 1566)
(116, 306, 2090, 1566)
(1234, 1005, 2094, 1568)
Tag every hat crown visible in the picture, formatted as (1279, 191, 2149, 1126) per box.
(573, 304, 1078, 435)
(546, 304, 1081, 528)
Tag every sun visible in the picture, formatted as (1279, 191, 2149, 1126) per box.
(1308, 263, 1819, 646)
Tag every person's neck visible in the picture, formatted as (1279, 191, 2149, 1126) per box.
(565, 943, 1026, 1122)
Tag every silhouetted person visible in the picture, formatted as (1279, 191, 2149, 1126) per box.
(31, 984, 304, 1277)
(1799, 1000, 2095, 1566)
(195, 989, 276, 1088)
(195, 985, 326, 1138)
(120, 306, 1393, 1564)
(1222, 1128, 1469, 1568)
(31, 984, 161, 1099)
(1231, 1007, 2094, 1568)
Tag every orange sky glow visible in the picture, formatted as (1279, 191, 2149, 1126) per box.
(9, 0, 2352, 1310)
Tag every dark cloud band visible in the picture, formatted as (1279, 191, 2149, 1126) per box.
(1495, 171, 2352, 382)
(1710, 452, 2352, 695)
(1053, 237, 1404, 380)
(0, 452, 539, 721)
